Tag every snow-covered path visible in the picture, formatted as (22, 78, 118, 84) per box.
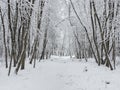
(0, 56, 120, 90)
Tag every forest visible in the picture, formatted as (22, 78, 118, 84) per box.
(0, 0, 120, 90)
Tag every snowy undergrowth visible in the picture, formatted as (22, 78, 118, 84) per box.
(0, 56, 120, 90)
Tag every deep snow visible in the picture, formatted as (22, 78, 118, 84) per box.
(0, 56, 120, 90)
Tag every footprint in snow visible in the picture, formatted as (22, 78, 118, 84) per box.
(65, 81, 74, 86)
(105, 81, 110, 84)
(65, 79, 75, 86)
(83, 66, 88, 72)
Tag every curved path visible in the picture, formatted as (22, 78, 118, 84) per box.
(0, 56, 120, 90)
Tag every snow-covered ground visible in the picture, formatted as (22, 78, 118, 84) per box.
(0, 56, 120, 90)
